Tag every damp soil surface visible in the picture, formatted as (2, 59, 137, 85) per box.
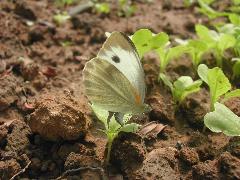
(0, 0, 240, 179)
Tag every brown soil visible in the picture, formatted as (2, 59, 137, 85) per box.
(0, 0, 239, 179)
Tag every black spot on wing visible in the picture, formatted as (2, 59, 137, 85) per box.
(112, 55, 120, 63)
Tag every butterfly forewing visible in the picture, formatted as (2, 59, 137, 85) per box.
(98, 32, 146, 103)
(83, 58, 140, 114)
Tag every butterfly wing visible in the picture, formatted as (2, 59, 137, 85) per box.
(97, 32, 146, 104)
(83, 57, 143, 114)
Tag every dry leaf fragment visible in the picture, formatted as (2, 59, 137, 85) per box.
(138, 121, 166, 137)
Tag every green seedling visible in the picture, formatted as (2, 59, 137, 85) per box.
(94, 2, 110, 14)
(156, 44, 190, 73)
(197, 64, 240, 111)
(197, 0, 228, 19)
(118, 0, 136, 17)
(91, 105, 140, 164)
(204, 102, 240, 136)
(196, 24, 236, 67)
(53, 12, 71, 25)
(159, 73, 202, 105)
(131, 29, 189, 73)
(186, 39, 209, 70)
(131, 29, 169, 59)
(55, 0, 76, 6)
(60, 40, 74, 47)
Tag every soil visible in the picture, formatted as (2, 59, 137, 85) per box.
(0, 0, 240, 179)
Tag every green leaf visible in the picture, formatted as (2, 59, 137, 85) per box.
(132, 29, 152, 47)
(53, 12, 71, 25)
(157, 45, 190, 72)
(218, 34, 236, 53)
(204, 102, 240, 136)
(173, 76, 202, 103)
(222, 89, 240, 102)
(95, 3, 110, 14)
(195, 24, 215, 43)
(118, 123, 140, 133)
(207, 67, 232, 104)
(229, 14, 240, 25)
(151, 32, 169, 49)
(159, 73, 173, 92)
(197, 0, 229, 19)
(132, 29, 169, 58)
(197, 64, 209, 84)
(187, 40, 209, 67)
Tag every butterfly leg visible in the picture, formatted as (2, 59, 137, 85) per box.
(107, 111, 115, 127)
(107, 112, 125, 126)
(114, 112, 124, 126)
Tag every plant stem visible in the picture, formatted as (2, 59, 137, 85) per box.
(215, 50, 222, 68)
(106, 135, 114, 164)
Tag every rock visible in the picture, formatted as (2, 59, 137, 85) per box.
(28, 93, 89, 141)
(131, 147, 179, 180)
(0, 159, 21, 179)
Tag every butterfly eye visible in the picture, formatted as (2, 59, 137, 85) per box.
(111, 55, 120, 63)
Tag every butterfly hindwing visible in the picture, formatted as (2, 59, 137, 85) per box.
(83, 57, 140, 114)
(98, 32, 146, 103)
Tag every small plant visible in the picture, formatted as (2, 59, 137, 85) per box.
(159, 73, 202, 105)
(53, 12, 71, 25)
(197, 64, 240, 111)
(94, 2, 110, 14)
(55, 0, 76, 6)
(131, 29, 189, 73)
(196, 24, 236, 67)
(118, 0, 136, 17)
(156, 44, 190, 73)
(197, 0, 228, 19)
(131, 29, 169, 58)
(204, 102, 240, 136)
(91, 105, 140, 164)
(186, 39, 209, 70)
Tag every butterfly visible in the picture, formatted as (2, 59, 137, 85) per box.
(83, 31, 150, 125)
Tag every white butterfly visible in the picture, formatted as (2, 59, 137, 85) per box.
(83, 32, 150, 125)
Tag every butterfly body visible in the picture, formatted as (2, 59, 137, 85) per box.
(83, 32, 149, 124)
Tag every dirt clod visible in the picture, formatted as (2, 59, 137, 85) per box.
(179, 147, 199, 166)
(111, 132, 146, 173)
(6, 120, 31, 154)
(0, 74, 22, 111)
(192, 160, 218, 180)
(131, 147, 178, 180)
(28, 93, 89, 141)
(218, 152, 240, 179)
(0, 159, 21, 180)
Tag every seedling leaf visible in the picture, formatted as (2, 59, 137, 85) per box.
(204, 103, 240, 136)
(222, 89, 240, 102)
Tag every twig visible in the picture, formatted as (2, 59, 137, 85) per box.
(68, 0, 94, 16)
(55, 166, 106, 180)
(10, 161, 31, 180)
